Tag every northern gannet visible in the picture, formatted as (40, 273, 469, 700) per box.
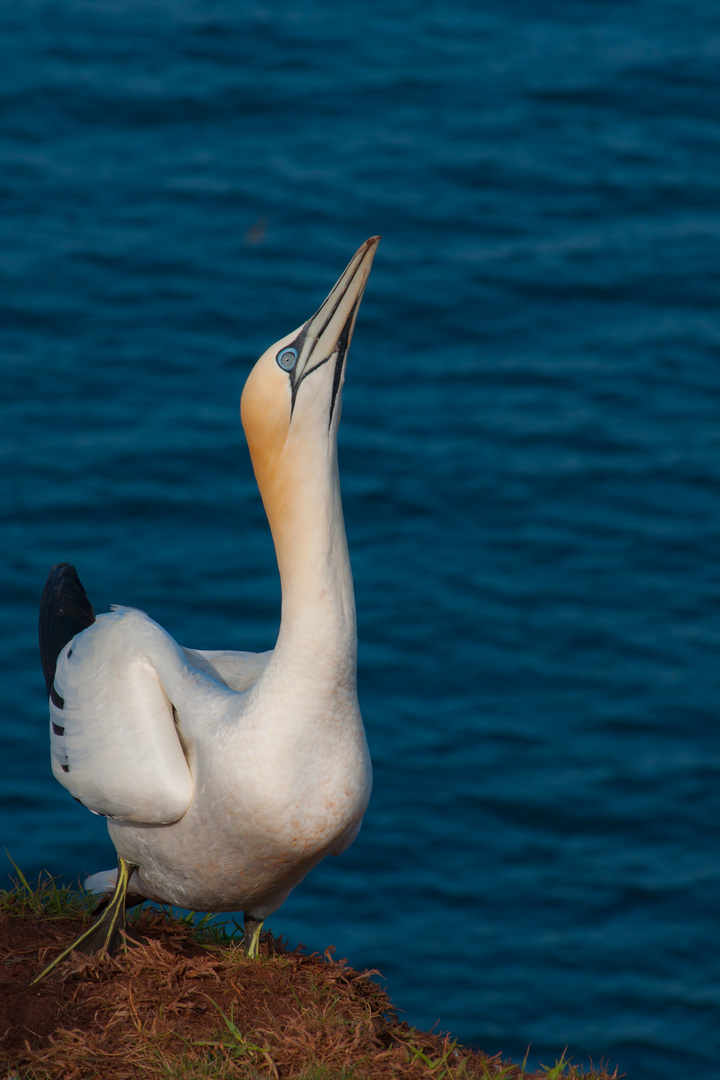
(34, 237, 379, 982)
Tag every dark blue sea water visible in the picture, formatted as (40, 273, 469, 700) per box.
(2, 2, 719, 1077)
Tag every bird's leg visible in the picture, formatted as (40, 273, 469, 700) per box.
(31, 857, 139, 985)
(242, 913, 265, 958)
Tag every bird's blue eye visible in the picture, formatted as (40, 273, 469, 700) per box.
(276, 347, 298, 372)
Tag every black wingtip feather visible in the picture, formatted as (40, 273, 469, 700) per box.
(39, 563, 96, 698)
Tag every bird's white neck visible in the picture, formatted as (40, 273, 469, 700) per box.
(259, 442, 357, 686)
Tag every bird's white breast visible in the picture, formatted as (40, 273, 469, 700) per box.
(83, 609, 373, 914)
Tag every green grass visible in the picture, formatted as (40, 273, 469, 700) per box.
(1, 856, 96, 921)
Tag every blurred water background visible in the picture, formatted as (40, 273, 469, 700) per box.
(2, 2, 720, 1077)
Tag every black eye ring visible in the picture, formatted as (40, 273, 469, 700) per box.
(277, 347, 298, 372)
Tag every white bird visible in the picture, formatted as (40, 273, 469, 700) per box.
(34, 237, 379, 981)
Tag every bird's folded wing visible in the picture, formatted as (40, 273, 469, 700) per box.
(50, 609, 194, 823)
(181, 647, 272, 693)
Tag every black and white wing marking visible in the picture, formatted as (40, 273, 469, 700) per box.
(49, 608, 194, 824)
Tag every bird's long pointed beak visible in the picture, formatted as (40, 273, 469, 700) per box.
(290, 236, 380, 421)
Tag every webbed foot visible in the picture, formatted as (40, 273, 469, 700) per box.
(31, 857, 139, 984)
(242, 913, 265, 958)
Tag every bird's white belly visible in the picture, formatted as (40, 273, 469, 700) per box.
(107, 719, 371, 916)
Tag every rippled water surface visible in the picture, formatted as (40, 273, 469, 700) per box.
(2, 3, 720, 1077)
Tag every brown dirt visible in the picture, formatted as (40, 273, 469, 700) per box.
(1, 905, 619, 1079)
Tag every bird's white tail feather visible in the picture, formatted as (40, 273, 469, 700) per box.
(84, 869, 117, 894)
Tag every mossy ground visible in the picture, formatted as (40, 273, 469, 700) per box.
(0, 870, 619, 1080)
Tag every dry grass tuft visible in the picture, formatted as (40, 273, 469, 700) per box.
(1, 872, 620, 1079)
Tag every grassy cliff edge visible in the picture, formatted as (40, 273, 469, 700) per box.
(0, 871, 619, 1080)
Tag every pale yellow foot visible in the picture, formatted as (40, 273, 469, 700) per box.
(243, 913, 264, 958)
(31, 856, 138, 985)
